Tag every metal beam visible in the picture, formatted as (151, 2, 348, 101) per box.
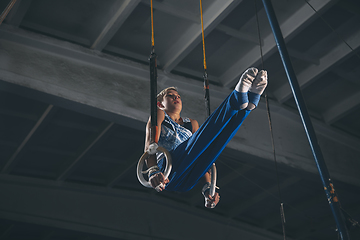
(216, 24, 261, 45)
(41, 231, 55, 240)
(1, 104, 54, 174)
(161, 0, 242, 72)
(103, 45, 149, 63)
(0, 174, 291, 240)
(274, 16, 360, 103)
(323, 92, 360, 125)
(227, 176, 300, 217)
(0, 0, 17, 25)
(1, 23, 360, 188)
(262, 193, 325, 229)
(3, 0, 32, 27)
(0, 108, 38, 121)
(172, 66, 222, 84)
(288, 48, 320, 65)
(141, 0, 199, 23)
(56, 122, 114, 181)
(221, 0, 334, 88)
(20, 21, 91, 46)
(0, 224, 14, 239)
(143, 0, 259, 46)
(189, 164, 253, 205)
(106, 151, 141, 188)
(90, 0, 141, 51)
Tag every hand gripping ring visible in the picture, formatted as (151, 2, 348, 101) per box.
(136, 145, 172, 188)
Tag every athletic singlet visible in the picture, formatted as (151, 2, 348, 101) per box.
(157, 111, 192, 168)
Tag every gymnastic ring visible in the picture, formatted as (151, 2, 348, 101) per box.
(209, 163, 217, 197)
(136, 146, 172, 188)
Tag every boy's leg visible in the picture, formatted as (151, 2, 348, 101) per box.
(167, 107, 251, 192)
(165, 68, 267, 192)
(165, 90, 251, 191)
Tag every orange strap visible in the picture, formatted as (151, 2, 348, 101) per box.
(200, 0, 207, 71)
(151, 0, 155, 48)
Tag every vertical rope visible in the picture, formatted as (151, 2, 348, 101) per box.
(200, 0, 211, 117)
(200, 0, 207, 71)
(254, 0, 286, 239)
(150, 0, 155, 50)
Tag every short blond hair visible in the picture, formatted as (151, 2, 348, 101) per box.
(157, 87, 178, 102)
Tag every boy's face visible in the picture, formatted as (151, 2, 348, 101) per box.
(159, 90, 182, 112)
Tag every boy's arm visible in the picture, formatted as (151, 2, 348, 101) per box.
(144, 108, 165, 166)
(190, 118, 199, 134)
(144, 108, 168, 191)
(202, 171, 220, 208)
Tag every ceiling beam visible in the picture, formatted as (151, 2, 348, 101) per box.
(0, 0, 17, 25)
(160, 0, 243, 72)
(216, 24, 261, 45)
(106, 151, 141, 188)
(288, 48, 320, 65)
(29, 145, 76, 157)
(0, 140, 17, 148)
(262, 193, 325, 229)
(103, 45, 149, 63)
(1, 24, 360, 188)
(322, 67, 360, 124)
(41, 231, 55, 240)
(90, 0, 141, 51)
(189, 164, 253, 204)
(3, 0, 32, 27)
(221, 0, 334, 88)
(323, 92, 360, 125)
(274, 16, 360, 103)
(1, 104, 54, 174)
(172, 66, 222, 84)
(332, 67, 360, 87)
(0, 108, 38, 121)
(227, 176, 301, 218)
(0, 224, 14, 238)
(56, 122, 114, 181)
(217, 165, 254, 188)
(51, 119, 100, 132)
(338, 0, 360, 16)
(20, 21, 91, 46)
(143, 0, 261, 46)
(0, 173, 292, 240)
(141, 0, 199, 24)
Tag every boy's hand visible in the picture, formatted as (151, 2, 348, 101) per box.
(149, 172, 169, 192)
(204, 191, 220, 208)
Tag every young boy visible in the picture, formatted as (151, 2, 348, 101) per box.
(144, 67, 267, 208)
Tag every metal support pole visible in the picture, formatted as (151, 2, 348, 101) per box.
(261, 0, 350, 239)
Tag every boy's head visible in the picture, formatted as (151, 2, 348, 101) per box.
(157, 87, 182, 112)
(157, 87, 178, 103)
